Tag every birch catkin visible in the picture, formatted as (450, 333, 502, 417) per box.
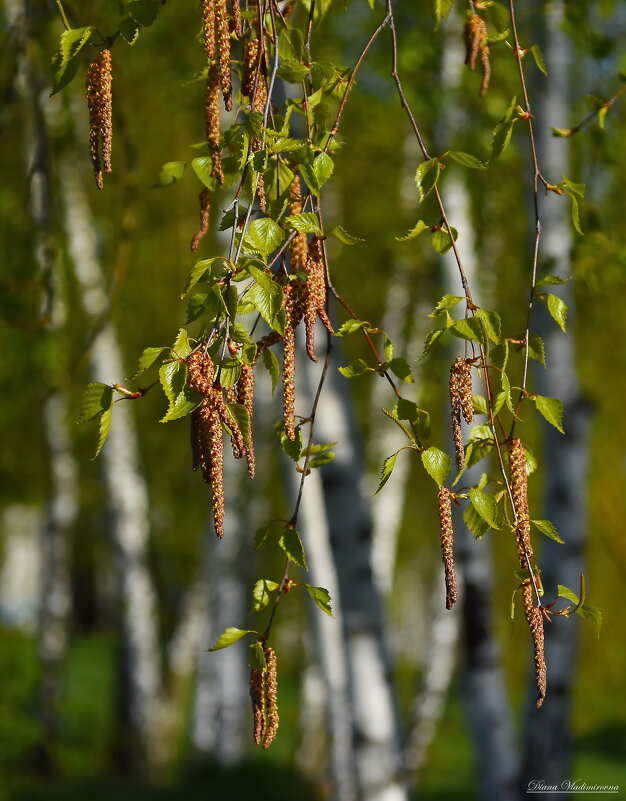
(464, 13, 491, 97)
(86, 49, 113, 189)
(449, 357, 472, 470)
(249, 667, 266, 745)
(215, 0, 232, 110)
(303, 237, 334, 363)
(508, 437, 546, 707)
(190, 188, 211, 252)
(282, 282, 302, 441)
(236, 363, 256, 479)
(263, 646, 279, 749)
(437, 486, 457, 610)
(202, 0, 216, 60)
(205, 64, 224, 184)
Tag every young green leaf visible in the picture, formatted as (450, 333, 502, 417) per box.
(208, 627, 255, 651)
(396, 220, 429, 242)
(529, 44, 547, 76)
(329, 225, 364, 245)
(249, 641, 266, 671)
(534, 395, 564, 434)
(475, 308, 501, 344)
(463, 501, 490, 539)
(375, 450, 401, 495)
(546, 293, 568, 332)
(262, 347, 280, 394)
(191, 157, 217, 190)
(388, 357, 414, 383)
(421, 446, 451, 487)
(160, 386, 203, 422)
(134, 346, 168, 376)
(94, 406, 113, 459)
(531, 519, 564, 544)
(281, 424, 302, 462)
(50, 27, 94, 95)
(576, 604, 603, 637)
(536, 274, 571, 287)
(432, 294, 464, 314)
(305, 585, 333, 616)
(335, 319, 368, 337)
(469, 488, 499, 530)
(415, 158, 440, 202)
(254, 519, 285, 550)
(156, 161, 186, 187)
(279, 526, 307, 570)
(338, 358, 372, 378)
(430, 226, 458, 255)
(447, 150, 486, 169)
(527, 333, 546, 368)
(246, 218, 285, 256)
(285, 212, 321, 234)
(252, 579, 280, 612)
(77, 382, 114, 423)
(227, 403, 251, 449)
(472, 394, 489, 415)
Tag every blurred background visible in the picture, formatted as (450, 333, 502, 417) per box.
(1, 0, 626, 799)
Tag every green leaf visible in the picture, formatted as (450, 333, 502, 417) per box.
(434, 0, 455, 27)
(160, 386, 203, 422)
(305, 585, 333, 617)
(94, 407, 113, 459)
(447, 150, 486, 169)
(134, 347, 168, 376)
(226, 403, 251, 448)
(421, 446, 451, 487)
(286, 212, 321, 234)
(432, 294, 464, 314)
(172, 328, 192, 359)
(545, 293, 567, 332)
(277, 59, 310, 83)
(119, 16, 140, 45)
(128, 0, 159, 26)
(248, 282, 284, 335)
(396, 398, 419, 422)
(415, 158, 440, 202)
(335, 319, 367, 336)
(534, 395, 564, 434)
(159, 361, 186, 404)
(529, 44, 547, 76)
(576, 604, 603, 637)
(388, 357, 414, 383)
(531, 519, 564, 544)
(262, 347, 280, 394)
(463, 501, 489, 539)
(156, 161, 186, 187)
(50, 27, 94, 96)
(536, 274, 571, 287)
(557, 584, 579, 605)
(375, 450, 401, 495)
(562, 175, 585, 198)
(209, 627, 255, 651)
(281, 425, 302, 462)
(421, 328, 445, 359)
(279, 527, 307, 570)
(330, 225, 363, 245)
(527, 333, 546, 368)
(469, 488, 499, 529)
(450, 317, 487, 348)
(191, 157, 217, 190)
(252, 579, 280, 612)
(249, 641, 266, 671)
(182, 257, 230, 297)
(472, 394, 488, 415)
(475, 308, 501, 344)
(308, 452, 335, 468)
(338, 358, 372, 378)
(246, 218, 285, 256)
(597, 106, 608, 130)
(77, 382, 113, 423)
(396, 220, 429, 242)
(430, 226, 458, 255)
(254, 519, 285, 549)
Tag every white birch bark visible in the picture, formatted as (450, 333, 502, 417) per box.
(301, 348, 407, 801)
(60, 164, 163, 770)
(521, 3, 592, 791)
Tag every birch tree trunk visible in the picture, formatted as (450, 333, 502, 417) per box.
(61, 164, 164, 773)
(306, 348, 408, 801)
(521, 3, 592, 792)
(286, 353, 358, 801)
(439, 20, 518, 799)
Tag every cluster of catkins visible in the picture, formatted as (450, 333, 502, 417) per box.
(283, 195, 335, 440)
(437, 355, 546, 705)
(86, 49, 113, 189)
(464, 12, 491, 97)
(249, 646, 279, 749)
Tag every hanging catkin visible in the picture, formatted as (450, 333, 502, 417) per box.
(508, 437, 546, 707)
(262, 646, 279, 749)
(86, 49, 113, 189)
(205, 64, 224, 184)
(303, 237, 334, 362)
(215, 0, 232, 110)
(464, 13, 491, 97)
(437, 486, 457, 610)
